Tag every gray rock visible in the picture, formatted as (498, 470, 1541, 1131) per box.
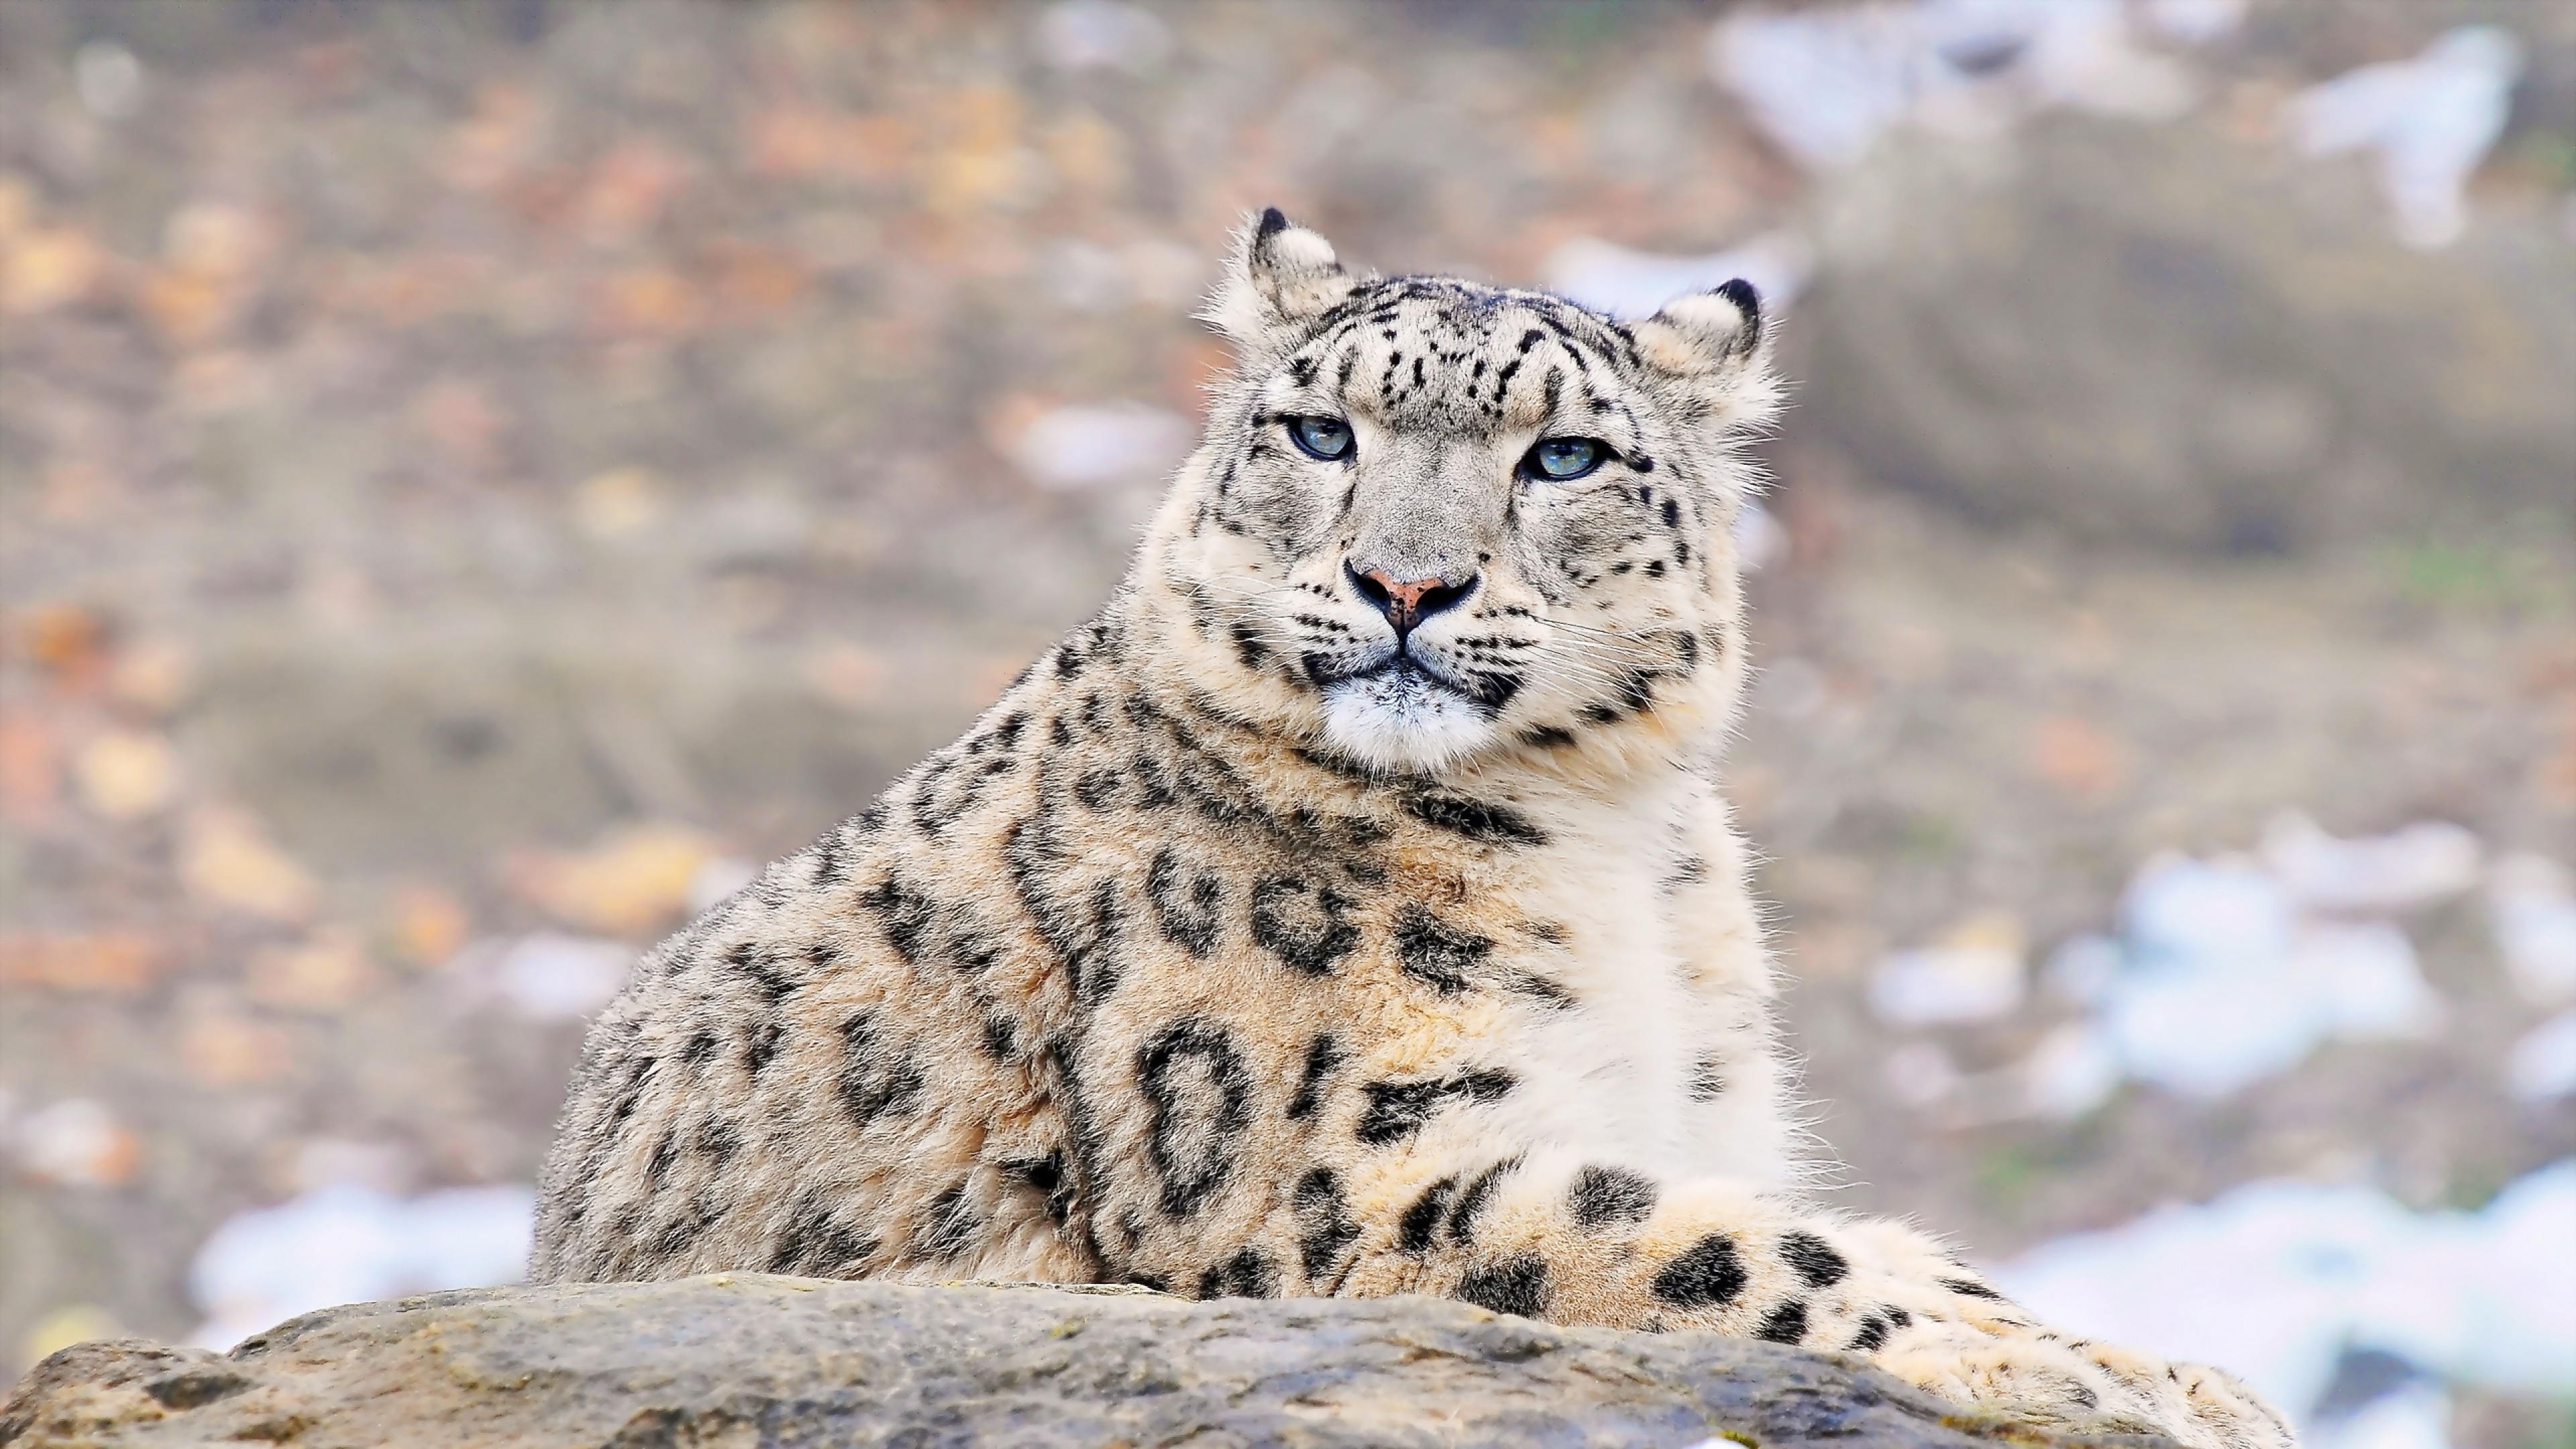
(1, 1275, 2171, 1449)
(1794, 115, 2576, 553)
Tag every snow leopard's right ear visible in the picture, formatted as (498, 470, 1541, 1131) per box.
(1631, 278, 1778, 425)
(1202, 207, 1358, 356)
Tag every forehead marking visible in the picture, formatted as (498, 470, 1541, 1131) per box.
(1271, 282, 1660, 439)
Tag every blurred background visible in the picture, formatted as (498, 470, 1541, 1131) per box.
(1, 1, 2571, 1444)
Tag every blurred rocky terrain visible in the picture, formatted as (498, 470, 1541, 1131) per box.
(1801, 116, 2575, 553)
(0, 3, 2570, 1447)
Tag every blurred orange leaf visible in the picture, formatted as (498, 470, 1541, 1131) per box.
(804, 641, 888, 710)
(107, 638, 195, 716)
(0, 173, 31, 236)
(131, 205, 266, 346)
(706, 242, 810, 315)
(180, 1012, 292, 1086)
(742, 107, 914, 182)
(386, 884, 470, 967)
(2539, 702, 2576, 810)
(74, 729, 181, 821)
(508, 822, 713, 938)
(2031, 713, 2131, 802)
(180, 806, 319, 922)
(0, 710, 62, 823)
(1, 227, 105, 315)
(13, 602, 111, 690)
(574, 467, 668, 537)
(163, 202, 264, 278)
(576, 142, 690, 243)
(407, 378, 506, 472)
(436, 82, 546, 193)
(320, 253, 484, 329)
(1039, 108, 1129, 197)
(136, 267, 238, 347)
(594, 267, 704, 336)
(40, 458, 123, 522)
(248, 930, 376, 1011)
(0, 932, 162, 994)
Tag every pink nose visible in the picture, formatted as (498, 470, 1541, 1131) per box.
(1348, 564, 1478, 635)
(1364, 570, 1442, 616)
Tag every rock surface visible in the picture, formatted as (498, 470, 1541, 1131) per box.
(1, 1275, 2168, 1449)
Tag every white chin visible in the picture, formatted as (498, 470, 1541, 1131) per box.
(1320, 671, 1497, 774)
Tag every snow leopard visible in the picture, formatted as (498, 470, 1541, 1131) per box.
(531, 211, 2294, 1449)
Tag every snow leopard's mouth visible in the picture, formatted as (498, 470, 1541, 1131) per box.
(1300, 625, 1519, 729)
(1318, 659, 1499, 771)
(1340, 653, 1472, 702)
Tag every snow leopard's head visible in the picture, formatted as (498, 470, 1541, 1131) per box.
(1137, 210, 1778, 777)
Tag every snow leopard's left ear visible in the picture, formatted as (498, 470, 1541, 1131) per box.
(1202, 207, 1358, 356)
(1633, 279, 1778, 425)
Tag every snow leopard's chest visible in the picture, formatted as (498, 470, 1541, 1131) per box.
(1446, 777, 1768, 1182)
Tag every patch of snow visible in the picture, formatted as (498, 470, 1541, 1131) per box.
(1044, 238, 1207, 314)
(2127, 853, 2294, 965)
(1032, 0, 1173, 73)
(2263, 813, 2480, 915)
(2312, 1382, 2453, 1449)
(1733, 499, 1788, 572)
(2084, 857, 2316, 1097)
(188, 1182, 535, 1350)
(1996, 0, 2198, 118)
(2141, 0, 2247, 47)
(1713, 5, 1931, 168)
(1869, 911, 2027, 1026)
(1992, 1159, 2576, 1427)
(2299, 922, 2445, 1042)
(496, 933, 632, 1020)
(2291, 26, 2524, 249)
(2488, 853, 2576, 1005)
(2102, 857, 2445, 1098)
(1916, 827, 2563, 1114)
(1542, 231, 1812, 321)
(2504, 1008, 2576, 1103)
(1708, 1, 2194, 170)
(2022, 1020, 2123, 1119)
(1007, 402, 1193, 492)
(12, 1098, 136, 1187)
(447, 933, 634, 1021)
(1872, 940, 2024, 1026)
(2042, 932, 2123, 1007)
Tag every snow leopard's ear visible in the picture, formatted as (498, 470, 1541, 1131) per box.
(1633, 279, 1778, 423)
(1202, 207, 1357, 356)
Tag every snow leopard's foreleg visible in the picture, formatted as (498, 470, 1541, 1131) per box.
(1229, 1148, 2296, 1449)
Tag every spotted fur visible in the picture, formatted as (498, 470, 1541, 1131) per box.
(533, 213, 2294, 1449)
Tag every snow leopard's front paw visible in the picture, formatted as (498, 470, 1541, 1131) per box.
(2076, 1343, 2298, 1449)
(1879, 1322, 2297, 1449)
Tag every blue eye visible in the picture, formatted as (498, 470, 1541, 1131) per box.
(1522, 437, 1606, 481)
(1287, 415, 1354, 462)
